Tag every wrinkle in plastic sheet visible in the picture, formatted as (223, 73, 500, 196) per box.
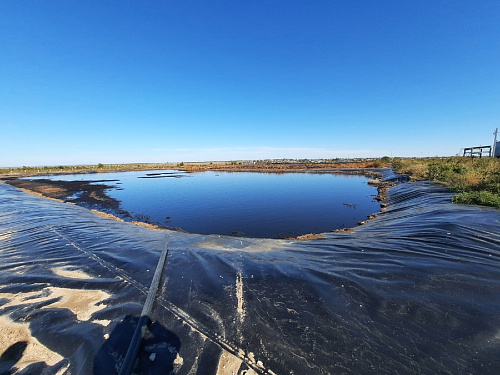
(0, 175, 500, 374)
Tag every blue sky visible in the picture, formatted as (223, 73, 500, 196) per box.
(1, 1, 499, 166)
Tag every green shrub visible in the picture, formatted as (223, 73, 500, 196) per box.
(380, 156, 391, 163)
(391, 157, 403, 170)
(452, 191, 500, 208)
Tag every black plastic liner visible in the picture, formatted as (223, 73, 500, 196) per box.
(0, 172, 499, 374)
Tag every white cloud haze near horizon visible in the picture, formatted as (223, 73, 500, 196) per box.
(2, 147, 388, 168)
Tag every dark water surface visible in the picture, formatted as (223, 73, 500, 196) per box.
(33, 170, 380, 238)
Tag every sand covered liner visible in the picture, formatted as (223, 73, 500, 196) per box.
(216, 350, 259, 375)
(42, 287, 110, 321)
(51, 266, 94, 280)
(0, 315, 63, 371)
(0, 286, 110, 321)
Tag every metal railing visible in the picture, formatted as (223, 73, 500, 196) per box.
(462, 145, 492, 158)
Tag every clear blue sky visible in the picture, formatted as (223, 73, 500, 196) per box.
(1, 1, 499, 166)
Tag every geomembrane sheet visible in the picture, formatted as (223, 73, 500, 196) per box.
(1, 173, 499, 374)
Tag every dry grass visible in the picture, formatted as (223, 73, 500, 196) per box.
(0, 159, 391, 177)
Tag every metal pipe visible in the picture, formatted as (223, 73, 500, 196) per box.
(118, 245, 170, 375)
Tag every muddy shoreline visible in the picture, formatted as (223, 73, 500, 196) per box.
(0, 164, 393, 239)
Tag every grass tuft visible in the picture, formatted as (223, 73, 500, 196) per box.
(452, 191, 500, 208)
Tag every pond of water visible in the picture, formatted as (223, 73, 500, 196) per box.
(34, 170, 380, 238)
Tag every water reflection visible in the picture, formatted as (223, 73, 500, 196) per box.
(31, 170, 380, 238)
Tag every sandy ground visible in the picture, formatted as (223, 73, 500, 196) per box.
(0, 287, 110, 322)
(0, 315, 64, 371)
(0, 266, 110, 372)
